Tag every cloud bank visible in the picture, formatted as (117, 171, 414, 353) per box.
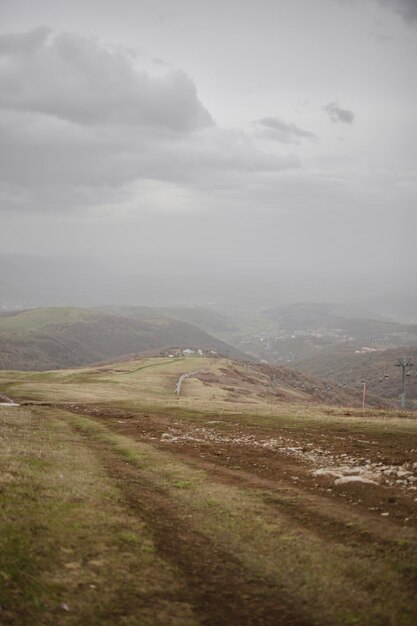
(0, 27, 212, 132)
(0, 28, 301, 214)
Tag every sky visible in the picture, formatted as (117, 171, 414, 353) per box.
(0, 0, 416, 304)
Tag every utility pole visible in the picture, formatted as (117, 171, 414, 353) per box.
(244, 362, 248, 383)
(395, 357, 414, 409)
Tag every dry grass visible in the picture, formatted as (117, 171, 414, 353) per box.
(1, 356, 408, 419)
(0, 406, 198, 625)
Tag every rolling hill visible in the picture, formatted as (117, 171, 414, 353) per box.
(295, 345, 417, 405)
(0, 354, 389, 410)
(0, 307, 248, 371)
(98, 305, 237, 333)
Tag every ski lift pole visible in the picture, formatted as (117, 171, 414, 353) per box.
(362, 381, 366, 409)
(395, 357, 414, 409)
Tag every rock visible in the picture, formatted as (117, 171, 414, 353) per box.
(396, 470, 410, 478)
(334, 476, 377, 486)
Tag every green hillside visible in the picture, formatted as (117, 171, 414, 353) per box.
(99, 305, 237, 333)
(0, 307, 90, 331)
(0, 307, 247, 371)
(0, 355, 389, 411)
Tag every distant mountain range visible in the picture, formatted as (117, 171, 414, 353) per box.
(0, 307, 248, 371)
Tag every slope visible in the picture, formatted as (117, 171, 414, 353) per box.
(296, 345, 417, 403)
(98, 305, 237, 333)
(0, 355, 389, 411)
(0, 307, 248, 371)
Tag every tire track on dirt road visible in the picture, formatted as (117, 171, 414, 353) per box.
(64, 407, 417, 624)
(73, 425, 315, 626)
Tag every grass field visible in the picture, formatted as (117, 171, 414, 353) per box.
(1, 356, 417, 625)
(0, 355, 387, 412)
(0, 307, 91, 333)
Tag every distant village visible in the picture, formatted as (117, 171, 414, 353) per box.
(160, 348, 218, 358)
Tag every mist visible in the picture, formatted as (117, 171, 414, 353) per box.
(0, 0, 416, 317)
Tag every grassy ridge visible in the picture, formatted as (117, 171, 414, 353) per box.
(0, 307, 90, 332)
(99, 305, 237, 333)
(0, 355, 390, 411)
(0, 307, 247, 371)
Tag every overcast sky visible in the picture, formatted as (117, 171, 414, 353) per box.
(0, 0, 416, 299)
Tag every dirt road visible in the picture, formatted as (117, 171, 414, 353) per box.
(64, 404, 417, 625)
(70, 403, 417, 526)
(2, 403, 417, 625)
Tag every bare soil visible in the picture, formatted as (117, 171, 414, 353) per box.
(67, 404, 417, 530)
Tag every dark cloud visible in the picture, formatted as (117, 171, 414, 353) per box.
(324, 101, 355, 124)
(379, 0, 417, 23)
(0, 29, 301, 215)
(254, 117, 318, 143)
(0, 109, 299, 214)
(0, 27, 212, 132)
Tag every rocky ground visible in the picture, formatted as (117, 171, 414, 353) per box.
(68, 403, 417, 530)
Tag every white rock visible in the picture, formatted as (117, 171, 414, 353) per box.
(334, 476, 377, 485)
(312, 468, 342, 478)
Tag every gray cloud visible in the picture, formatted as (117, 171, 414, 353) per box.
(379, 0, 417, 23)
(324, 101, 355, 124)
(0, 28, 302, 215)
(0, 27, 212, 132)
(0, 28, 303, 214)
(0, 108, 298, 192)
(254, 117, 318, 144)
(0, 67, 299, 214)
